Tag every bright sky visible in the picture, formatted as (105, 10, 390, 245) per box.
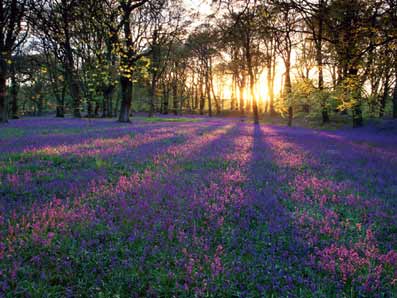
(183, 0, 214, 18)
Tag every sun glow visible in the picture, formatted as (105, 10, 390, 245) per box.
(213, 69, 284, 110)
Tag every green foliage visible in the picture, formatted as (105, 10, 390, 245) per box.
(331, 77, 364, 112)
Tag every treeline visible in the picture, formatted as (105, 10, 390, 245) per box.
(0, 0, 396, 127)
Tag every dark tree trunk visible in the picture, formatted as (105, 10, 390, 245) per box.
(64, 56, 81, 118)
(239, 76, 245, 115)
(102, 96, 108, 118)
(209, 58, 220, 115)
(194, 83, 199, 111)
(11, 71, 19, 119)
(118, 5, 136, 123)
(119, 76, 132, 122)
(352, 104, 363, 127)
(393, 74, 397, 118)
(64, 33, 81, 118)
(316, 5, 329, 124)
(102, 85, 114, 118)
(172, 80, 178, 115)
(206, 68, 212, 117)
(94, 101, 100, 117)
(37, 97, 43, 116)
(0, 62, 8, 123)
(56, 85, 65, 118)
(380, 73, 390, 118)
(162, 83, 169, 115)
(231, 74, 236, 110)
(267, 60, 275, 116)
(288, 106, 293, 127)
(210, 79, 221, 115)
(199, 80, 205, 116)
(349, 68, 363, 127)
(247, 54, 259, 124)
(285, 59, 292, 127)
(317, 46, 329, 123)
(108, 92, 113, 117)
(286, 60, 293, 127)
(148, 77, 156, 117)
(199, 95, 205, 115)
(87, 100, 94, 118)
(56, 105, 64, 118)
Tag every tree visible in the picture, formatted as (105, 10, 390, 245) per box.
(325, 0, 386, 127)
(293, 0, 331, 123)
(147, 3, 184, 117)
(116, 0, 168, 122)
(187, 25, 220, 117)
(273, 0, 299, 127)
(0, 0, 27, 123)
(30, 0, 86, 118)
(222, 0, 262, 123)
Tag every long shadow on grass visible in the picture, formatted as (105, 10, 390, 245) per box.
(219, 123, 317, 296)
(0, 118, 221, 154)
(0, 123, 223, 216)
(48, 122, 243, 296)
(253, 125, 397, 295)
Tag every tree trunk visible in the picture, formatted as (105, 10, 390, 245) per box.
(239, 76, 245, 115)
(231, 74, 236, 110)
(94, 101, 100, 117)
(380, 72, 390, 118)
(118, 6, 136, 122)
(288, 106, 293, 127)
(56, 85, 66, 118)
(172, 80, 178, 115)
(209, 58, 221, 115)
(64, 35, 81, 118)
(199, 80, 205, 116)
(148, 76, 156, 117)
(37, 96, 43, 116)
(118, 76, 132, 122)
(87, 100, 94, 118)
(349, 68, 363, 127)
(56, 104, 64, 118)
(11, 71, 19, 119)
(0, 61, 8, 123)
(194, 83, 199, 111)
(393, 73, 397, 118)
(247, 59, 259, 124)
(206, 68, 212, 117)
(352, 104, 363, 127)
(102, 85, 114, 118)
(285, 59, 292, 127)
(267, 59, 275, 116)
(316, 6, 329, 124)
(162, 83, 169, 115)
(102, 95, 108, 118)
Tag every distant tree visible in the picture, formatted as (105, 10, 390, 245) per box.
(222, 0, 262, 124)
(147, 2, 185, 117)
(30, 0, 86, 118)
(187, 26, 221, 117)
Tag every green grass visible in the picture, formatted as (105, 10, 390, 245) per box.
(0, 127, 25, 139)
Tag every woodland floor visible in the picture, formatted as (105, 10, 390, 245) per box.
(1, 116, 397, 297)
